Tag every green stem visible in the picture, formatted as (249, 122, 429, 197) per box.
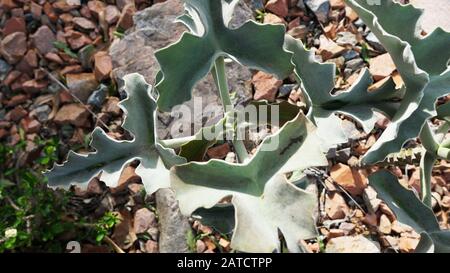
(213, 57, 249, 163)
(420, 151, 435, 208)
(158, 136, 197, 149)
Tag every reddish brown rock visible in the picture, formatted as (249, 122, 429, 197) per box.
(16, 49, 38, 75)
(133, 208, 157, 234)
(60, 65, 83, 75)
(31, 25, 56, 55)
(118, 165, 141, 186)
(3, 70, 21, 86)
(0, 32, 27, 64)
(319, 35, 345, 61)
(207, 143, 231, 159)
(0, 0, 18, 10)
(5, 106, 27, 122)
(330, 163, 368, 196)
(22, 79, 48, 93)
(60, 13, 74, 24)
(105, 5, 121, 25)
(369, 53, 397, 81)
(21, 117, 41, 134)
(94, 51, 113, 81)
(43, 2, 58, 22)
(117, 4, 136, 30)
(144, 240, 158, 253)
(252, 71, 283, 102)
(0, 129, 7, 139)
(7, 94, 28, 107)
(30, 1, 43, 19)
(66, 73, 98, 102)
(45, 52, 64, 64)
(86, 178, 104, 195)
(54, 103, 90, 127)
(264, 13, 286, 25)
(53, 0, 80, 12)
(73, 17, 96, 30)
(11, 73, 31, 91)
(2, 17, 26, 36)
(67, 31, 92, 50)
(265, 0, 289, 18)
(325, 192, 350, 220)
(88, 0, 107, 18)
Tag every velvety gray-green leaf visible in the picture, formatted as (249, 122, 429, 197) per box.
(284, 35, 400, 148)
(155, 0, 293, 111)
(45, 73, 185, 194)
(346, 0, 450, 164)
(171, 113, 327, 253)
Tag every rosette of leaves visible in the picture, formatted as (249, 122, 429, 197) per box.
(284, 35, 401, 148)
(45, 74, 185, 194)
(154, 0, 293, 111)
(171, 113, 328, 253)
(346, 0, 450, 164)
(369, 171, 450, 253)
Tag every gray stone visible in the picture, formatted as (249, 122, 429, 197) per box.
(326, 235, 381, 253)
(353, 18, 365, 28)
(365, 32, 385, 52)
(362, 186, 382, 213)
(342, 50, 359, 61)
(0, 59, 12, 81)
(244, 0, 265, 10)
(156, 188, 191, 253)
(87, 84, 108, 108)
(297, 0, 306, 9)
(278, 84, 296, 97)
(336, 31, 357, 46)
(345, 57, 364, 71)
(304, 0, 330, 24)
(34, 105, 51, 122)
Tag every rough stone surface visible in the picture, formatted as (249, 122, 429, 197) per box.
(31, 25, 56, 55)
(0, 32, 27, 64)
(369, 53, 396, 81)
(66, 73, 99, 103)
(156, 188, 191, 253)
(326, 235, 381, 253)
(54, 103, 90, 127)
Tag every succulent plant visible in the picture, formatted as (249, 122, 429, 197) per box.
(46, 0, 450, 252)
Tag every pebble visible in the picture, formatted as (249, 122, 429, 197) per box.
(365, 32, 385, 52)
(336, 31, 358, 46)
(31, 25, 56, 55)
(345, 57, 364, 71)
(87, 84, 108, 108)
(304, 0, 330, 24)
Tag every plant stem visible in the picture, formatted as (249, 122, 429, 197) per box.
(213, 57, 249, 163)
(158, 135, 196, 149)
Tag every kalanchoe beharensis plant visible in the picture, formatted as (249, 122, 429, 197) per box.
(46, 0, 450, 252)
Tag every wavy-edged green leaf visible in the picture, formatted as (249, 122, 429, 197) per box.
(155, 0, 293, 111)
(171, 113, 327, 253)
(369, 170, 450, 252)
(45, 73, 186, 194)
(346, 0, 450, 164)
(192, 204, 235, 235)
(284, 35, 401, 147)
